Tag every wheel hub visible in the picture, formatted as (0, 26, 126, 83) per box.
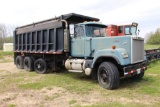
(100, 68, 108, 83)
(37, 64, 41, 69)
(102, 74, 107, 82)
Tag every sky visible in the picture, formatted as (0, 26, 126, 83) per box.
(0, 0, 160, 38)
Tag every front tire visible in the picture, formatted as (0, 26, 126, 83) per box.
(34, 58, 48, 74)
(98, 62, 120, 90)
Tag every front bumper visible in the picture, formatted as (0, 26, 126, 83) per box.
(123, 61, 147, 77)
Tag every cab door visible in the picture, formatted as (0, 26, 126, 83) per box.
(71, 25, 85, 57)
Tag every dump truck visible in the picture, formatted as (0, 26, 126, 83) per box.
(14, 13, 147, 90)
(106, 22, 138, 36)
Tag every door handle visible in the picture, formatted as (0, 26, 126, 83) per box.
(86, 38, 92, 41)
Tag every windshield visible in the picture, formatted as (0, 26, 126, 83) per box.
(125, 26, 130, 35)
(85, 24, 106, 37)
(131, 26, 137, 35)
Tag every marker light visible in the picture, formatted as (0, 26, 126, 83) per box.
(112, 46, 116, 49)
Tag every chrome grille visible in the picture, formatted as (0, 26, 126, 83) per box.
(131, 37, 144, 64)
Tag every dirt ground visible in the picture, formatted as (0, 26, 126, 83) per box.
(0, 62, 159, 107)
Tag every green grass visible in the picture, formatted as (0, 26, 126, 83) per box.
(69, 99, 77, 105)
(137, 61, 160, 96)
(0, 50, 14, 63)
(0, 70, 42, 93)
(19, 72, 99, 94)
(0, 67, 159, 107)
(8, 61, 160, 97)
(144, 44, 160, 50)
(73, 102, 159, 107)
(16, 61, 160, 107)
(0, 50, 13, 57)
(8, 104, 16, 107)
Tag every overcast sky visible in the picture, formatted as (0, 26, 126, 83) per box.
(0, 0, 160, 37)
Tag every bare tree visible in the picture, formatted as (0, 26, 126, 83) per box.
(0, 24, 16, 50)
(144, 31, 154, 43)
(6, 25, 16, 43)
(0, 24, 7, 49)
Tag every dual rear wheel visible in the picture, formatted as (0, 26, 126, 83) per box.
(34, 59, 48, 74)
(15, 56, 24, 69)
(24, 57, 34, 71)
(16, 56, 48, 74)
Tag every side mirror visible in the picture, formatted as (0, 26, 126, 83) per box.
(137, 29, 140, 36)
(69, 24, 75, 38)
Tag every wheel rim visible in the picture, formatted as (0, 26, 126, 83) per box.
(35, 61, 45, 72)
(99, 67, 109, 85)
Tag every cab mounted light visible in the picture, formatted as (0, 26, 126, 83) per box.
(132, 22, 138, 26)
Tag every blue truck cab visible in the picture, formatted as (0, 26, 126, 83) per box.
(65, 21, 147, 89)
(14, 13, 147, 90)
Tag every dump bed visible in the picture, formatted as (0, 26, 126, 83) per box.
(14, 13, 99, 54)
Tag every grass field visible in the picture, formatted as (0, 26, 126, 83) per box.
(0, 44, 160, 107)
(0, 50, 13, 57)
(144, 44, 160, 50)
(0, 50, 14, 63)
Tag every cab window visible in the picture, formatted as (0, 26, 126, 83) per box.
(75, 25, 84, 37)
(118, 26, 123, 33)
(85, 24, 106, 37)
(125, 26, 130, 35)
(131, 26, 137, 35)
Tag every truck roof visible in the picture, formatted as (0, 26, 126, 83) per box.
(78, 22, 107, 27)
(60, 13, 99, 21)
(16, 13, 100, 29)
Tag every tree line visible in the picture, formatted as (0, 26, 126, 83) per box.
(0, 24, 15, 50)
(145, 28, 160, 44)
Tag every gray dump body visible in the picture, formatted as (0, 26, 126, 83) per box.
(14, 13, 99, 54)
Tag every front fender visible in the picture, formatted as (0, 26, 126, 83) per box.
(91, 48, 130, 68)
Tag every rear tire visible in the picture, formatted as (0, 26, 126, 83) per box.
(16, 56, 24, 69)
(34, 58, 48, 74)
(98, 62, 120, 90)
(24, 57, 34, 71)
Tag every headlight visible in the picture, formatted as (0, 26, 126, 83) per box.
(122, 53, 128, 59)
